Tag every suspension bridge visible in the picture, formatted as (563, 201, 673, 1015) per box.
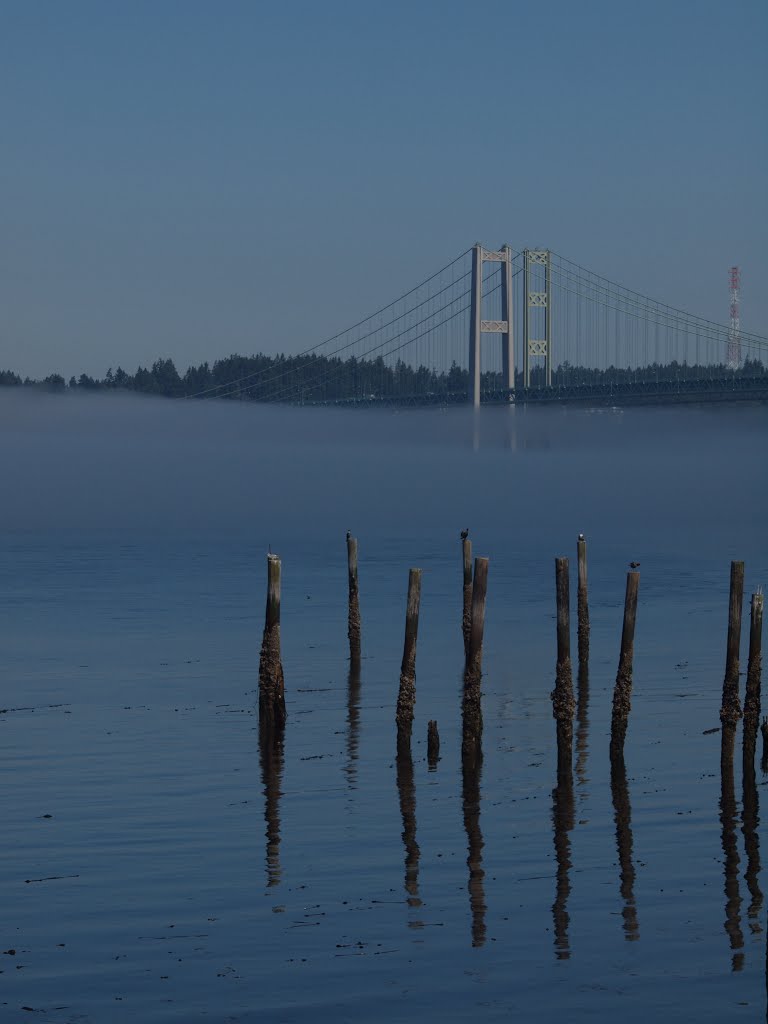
(190, 245, 768, 407)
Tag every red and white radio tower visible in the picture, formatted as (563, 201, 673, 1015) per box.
(727, 265, 741, 368)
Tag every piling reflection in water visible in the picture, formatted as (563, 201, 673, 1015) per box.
(575, 661, 590, 797)
(742, 589, 763, 938)
(395, 740, 422, 923)
(344, 659, 362, 791)
(259, 721, 285, 889)
(742, 741, 763, 935)
(462, 719, 486, 948)
(551, 725, 575, 959)
(721, 725, 745, 971)
(609, 747, 639, 941)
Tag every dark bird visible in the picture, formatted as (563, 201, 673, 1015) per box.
(346, 530, 351, 541)
(460, 528, 469, 541)
(629, 561, 640, 569)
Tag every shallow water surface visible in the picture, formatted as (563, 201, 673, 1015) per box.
(1, 396, 767, 1022)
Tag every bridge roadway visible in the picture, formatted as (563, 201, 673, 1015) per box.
(306, 374, 768, 409)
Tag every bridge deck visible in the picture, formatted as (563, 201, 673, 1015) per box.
(305, 375, 768, 408)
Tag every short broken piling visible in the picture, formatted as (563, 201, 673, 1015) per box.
(259, 553, 286, 730)
(462, 535, 473, 658)
(347, 533, 361, 664)
(395, 568, 422, 750)
(551, 557, 575, 775)
(610, 570, 640, 756)
(577, 535, 590, 664)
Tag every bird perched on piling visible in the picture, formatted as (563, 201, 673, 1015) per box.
(346, 530, 351, 541)
(629, 561, 640, 569)
(578, 533, 585, 541)
(460, 528, 469, 541)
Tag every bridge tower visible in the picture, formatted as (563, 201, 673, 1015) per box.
(468, 244, 514, 407)
(727, 265, 741, 368)
(522, 249, 552, 388)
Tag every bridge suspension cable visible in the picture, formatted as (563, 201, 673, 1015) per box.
(184, 247, 472, 399)
(550, 252, 767, 345)
(211, 273, 502, 403)
(546, 264, 768, 363)
(258, 269, 525, 405)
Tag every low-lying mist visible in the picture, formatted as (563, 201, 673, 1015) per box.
(1, 390, 765, 565)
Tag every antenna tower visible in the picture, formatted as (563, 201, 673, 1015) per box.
(727, 266, 741, 368)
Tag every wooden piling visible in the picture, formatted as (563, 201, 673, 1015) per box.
(395, 568, 422, 748)
(576, 535, 590, 664)
(551, 557, 575, 774)
(462, 536, 473, 658)
(258, 553, 286, 730)
(346, 533, 361, 663)
(555, 557, 571, 671)
(464, 557, 489, 685)
(462, 557, 488, 760)
(427, 720, 440, 770)
(743, 591, 763, 756)
(720, 561, 744, 728)
(610, 570, 639, 755)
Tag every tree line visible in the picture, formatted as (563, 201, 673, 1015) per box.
(1, 352, 765, 403)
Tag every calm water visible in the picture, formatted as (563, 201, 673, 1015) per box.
(1, 393, 767, 1022)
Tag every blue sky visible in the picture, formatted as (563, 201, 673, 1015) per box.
(2, 0, 766, 378)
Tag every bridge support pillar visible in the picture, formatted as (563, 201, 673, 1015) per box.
(468, 245, 482, 408)
(523, 249, 552, 389)
(468, 244, 515, 408)
(501, 244, 515, 393)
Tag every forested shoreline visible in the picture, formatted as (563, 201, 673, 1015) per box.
(1, 352, 765, 403)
